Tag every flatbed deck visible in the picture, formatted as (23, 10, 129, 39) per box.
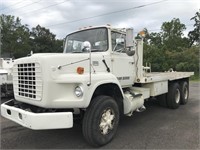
(136, 71, 194, 83)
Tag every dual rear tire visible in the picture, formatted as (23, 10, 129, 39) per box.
(180, 81, 189, 105)
(158, 80, 189, 109)
(167, 83, 181, 109)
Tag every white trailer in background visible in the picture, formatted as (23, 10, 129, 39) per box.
(0, 58, 14, 97)
(1, 26, 194, 147)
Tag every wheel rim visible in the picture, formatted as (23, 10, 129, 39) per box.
(175, 89, 180, 103)
(183, 86, 188, 100)
(99, 108, 115, 135)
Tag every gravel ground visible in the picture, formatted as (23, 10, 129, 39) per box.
(0, 81, 199, 149)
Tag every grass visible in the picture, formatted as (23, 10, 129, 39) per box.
(190, 74, 200, 82)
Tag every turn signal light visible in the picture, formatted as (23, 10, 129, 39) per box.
(77, 67, 84, 74)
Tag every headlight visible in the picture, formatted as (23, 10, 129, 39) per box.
(74, 86, 83, 97)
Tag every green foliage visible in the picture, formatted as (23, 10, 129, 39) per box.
(0, 14, 63, 58)
(143, 43, 167, 71)
(190, 74, 200, 81)
(161, 18, 190, 51)
(30, 25, 61, 53)
(148, 32, 162, 47)
(143, 13, 199, 77)
(164, 46, 199, 72)
(0, 14, 31, 58)
(188, 9, 200, 47)
(54, 39, 64, 53)
(161, 18, 186, 38)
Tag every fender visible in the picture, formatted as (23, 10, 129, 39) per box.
(84, 73, 124, 108)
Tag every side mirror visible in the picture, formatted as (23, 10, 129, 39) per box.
(125, 28, 135, 56)
(116, 38, 125, 44)
(126, 28, 134, 47)
(82, 41, 91, 52)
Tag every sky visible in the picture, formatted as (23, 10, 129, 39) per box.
(0, 0, 199, 39)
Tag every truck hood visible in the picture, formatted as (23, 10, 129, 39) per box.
(14, 52, 110, 75)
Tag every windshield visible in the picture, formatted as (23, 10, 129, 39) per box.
(64, 28, 108, 53)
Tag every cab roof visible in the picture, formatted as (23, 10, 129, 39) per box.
(74, 25, 127, 34)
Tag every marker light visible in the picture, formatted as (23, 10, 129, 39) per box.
(139, 31, 146, 38)
(77, 67, 84, 74)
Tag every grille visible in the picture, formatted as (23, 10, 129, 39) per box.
(13, 62, 42, 101)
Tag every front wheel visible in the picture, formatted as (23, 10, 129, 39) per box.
(82, 96, 119, 147)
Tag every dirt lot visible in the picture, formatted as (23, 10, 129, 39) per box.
(0, 82, 199, 149)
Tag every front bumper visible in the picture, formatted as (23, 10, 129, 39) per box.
(1, 100, 73, 130)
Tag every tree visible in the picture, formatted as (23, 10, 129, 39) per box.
(148, 32, 163, 48)
(30, 25, 55, 53)
(161, 18, 190, 51)
(142, 18, 198, 74)
(188, 10, 200, 47)
(0, 15, 63, 58)
(0, 14, 31, 58)
(54, 39, 64, 53)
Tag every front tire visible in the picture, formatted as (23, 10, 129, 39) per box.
(82, 96, 119, 147)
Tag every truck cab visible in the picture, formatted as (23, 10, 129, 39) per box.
(63, 26, 136, 87)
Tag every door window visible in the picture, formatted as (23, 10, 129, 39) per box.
(111, 32, 126, 53)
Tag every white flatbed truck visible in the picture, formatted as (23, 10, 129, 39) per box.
(0, 58, 14, 97)
(1, 25, 194, 147)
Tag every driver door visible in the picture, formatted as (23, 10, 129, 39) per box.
(111, 31, 135, 87)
